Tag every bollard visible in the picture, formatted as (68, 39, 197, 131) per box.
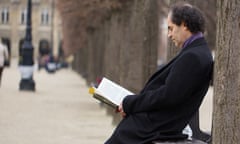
(189, 111, 211, 143)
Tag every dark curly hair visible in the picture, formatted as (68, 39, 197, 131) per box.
(169, 3, 205, 33)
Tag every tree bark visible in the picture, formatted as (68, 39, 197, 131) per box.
(212, 0, 240, 143)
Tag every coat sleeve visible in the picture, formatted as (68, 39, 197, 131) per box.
(123, 52, 209, 114)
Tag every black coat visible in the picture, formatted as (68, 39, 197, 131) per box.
(105, 38, 213, 144)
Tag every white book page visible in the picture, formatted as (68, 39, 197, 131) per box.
(95, 77, 134, 106)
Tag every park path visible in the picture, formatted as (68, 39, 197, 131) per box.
(0, 59, 115, 144)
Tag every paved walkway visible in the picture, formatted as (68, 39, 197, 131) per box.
(0, 59, 115, 144)
(0, 59, 213, 144)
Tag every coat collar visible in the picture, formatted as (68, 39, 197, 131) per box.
(180, 37, 207, 53)
(143, 38, 207, 87)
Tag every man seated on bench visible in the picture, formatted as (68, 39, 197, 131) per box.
(105, 2, 213, 144)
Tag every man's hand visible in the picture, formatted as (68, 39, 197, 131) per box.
(118, 103, 126, 118)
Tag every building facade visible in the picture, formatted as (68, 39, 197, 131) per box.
(0, 0, 62, 59)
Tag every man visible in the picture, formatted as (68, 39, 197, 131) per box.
(105, 3, 213, 144)
(0, 41, 9, 86)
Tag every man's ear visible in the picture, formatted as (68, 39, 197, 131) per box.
(182, 22, 188, 30)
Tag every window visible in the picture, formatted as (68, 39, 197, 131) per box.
(41, 9, 49, 25)
(11, 0, 20, 4)
(1, 8, 9, 24)
(21, 8, 27, 25)
(32, 0, 40, 3)
(11, 0, 20, 2)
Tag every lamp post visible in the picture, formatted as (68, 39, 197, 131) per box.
(19, 0, 35, 91)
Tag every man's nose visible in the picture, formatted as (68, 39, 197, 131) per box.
(167, 32, 172, 39)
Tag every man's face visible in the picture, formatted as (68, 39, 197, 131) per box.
(167, 14, 188, 48)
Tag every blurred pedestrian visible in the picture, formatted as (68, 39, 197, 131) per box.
(0, 42, 9, 86)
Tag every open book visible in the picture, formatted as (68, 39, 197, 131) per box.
(89, 77, 134, 108)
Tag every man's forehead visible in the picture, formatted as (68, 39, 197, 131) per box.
(167, 11, 172, 19)
(167, 15, 173, 25)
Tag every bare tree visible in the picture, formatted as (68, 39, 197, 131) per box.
(212, 0, 240, 143)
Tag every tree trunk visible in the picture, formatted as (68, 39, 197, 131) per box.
(212, 0, 240, 143)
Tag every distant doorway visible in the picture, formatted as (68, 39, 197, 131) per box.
(1, 37, 11, 66)
(38, 39, 50, 69)
(39, 39, 50, 56)
(19, 39, 25, 57)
